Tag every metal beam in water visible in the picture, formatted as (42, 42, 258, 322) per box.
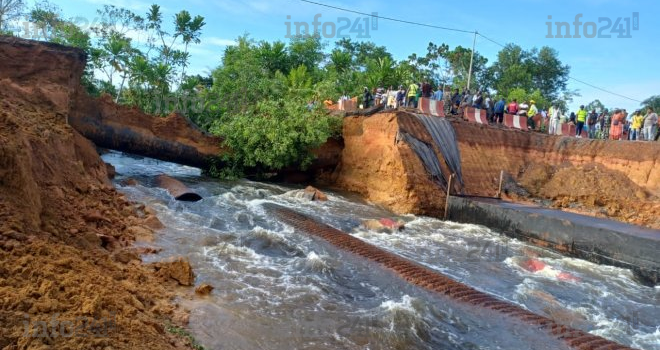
(264, 203, 635, 350)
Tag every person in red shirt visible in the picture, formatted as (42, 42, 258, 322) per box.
(507, 99, 519, 115)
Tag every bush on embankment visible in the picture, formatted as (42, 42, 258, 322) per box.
(209, 98, 342, 179)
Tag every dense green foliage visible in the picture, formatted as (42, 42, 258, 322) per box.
(209, 99, 341, 179)
(642, 95, 660, 113)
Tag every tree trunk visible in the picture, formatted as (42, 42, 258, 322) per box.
(116, 73, 127, 103)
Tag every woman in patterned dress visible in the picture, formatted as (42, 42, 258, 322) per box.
(610, 110, 624, 140)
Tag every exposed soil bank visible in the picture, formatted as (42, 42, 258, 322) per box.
(453, 120, 659, 228)
(327, 112, 446, 216)
(0, 36, 223, 170)
(70, 94, 223, 170)
(0, 36, 197, 349)
(323, 112, 660, 229)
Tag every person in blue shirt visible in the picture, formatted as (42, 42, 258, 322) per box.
(494, 98, 506, 124)
(432, 87, 443, 101)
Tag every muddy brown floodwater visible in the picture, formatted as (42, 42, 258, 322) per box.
(106, 152, 660, 350)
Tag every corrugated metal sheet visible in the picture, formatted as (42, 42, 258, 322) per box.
(398, 131, 447, 189)
(414, 114, 464, 187)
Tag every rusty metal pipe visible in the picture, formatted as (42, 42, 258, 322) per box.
(264, 203, 634, 350)
(155, 175, 202, 202)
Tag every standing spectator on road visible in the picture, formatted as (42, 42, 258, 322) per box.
(528, 100, 538, 130)
(507, 99, 519, 115)
(643, 107, 658, 141)
(610, 109, 624, 140)
(549, 105, 561, 135)
(575, 105, 587, 137)
(374, 87, 383, 107)
(385, 86, 395, 109)
(484, 94, 494, 123)
(421, 81, 432, 98)
(451, 89, 460, 106)
(587, 109, 598, 138)
(406, 82, 419, 108)
(395, 86, 406, 109)
(473, 91, 484, 109)
(630, 111, 644, 141)
(362, 87, 373, 109)
(443, 87, 452, 115)
(432, 86, 443, 101)
(461, 89, 472, 109)
(494, 97, 506, 124)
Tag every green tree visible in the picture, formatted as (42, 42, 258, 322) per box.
(174, 10, 205, 85)
(334, 38, 392, 70)
(586, 99, 606, 113)
(259, 40, 289, 75)
(440, 45, 488, 91)
(0, 0, 24, 31)
(531, 47, 570, 101)
(507, 88, 549, 110)
(489, 44, 570, 103)
(641, 95, 660, 112)
(209, 99, 341, 178)
(288, 34, 325, 76)
(210, 35, 275, 116)
(364, 56, 396, 89)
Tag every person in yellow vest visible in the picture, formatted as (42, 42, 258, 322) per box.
(528, 100, 539, 130)
(575, 105, 588, 138)
(407, 82, 419, 108)
(631, 111, 644, 141)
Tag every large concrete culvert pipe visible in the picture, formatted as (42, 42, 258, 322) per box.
(155, 174, 203, 202)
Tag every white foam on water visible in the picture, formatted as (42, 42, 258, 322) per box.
(204, 242, 259, 260)
(632, 327, 660, 350)
(303, 251, 332, 273)
(380, 295, 418, 314)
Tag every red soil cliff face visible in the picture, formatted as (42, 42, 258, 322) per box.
(327, 112, 660, 228)
(0, 36, 86, 114)
(0, 37, 196, 349)
(452, 120, 659, 197)
(452, 120, 659, 228)
(0, 36, 222, 170)
(330, 112, 445, 216)
(70, 93, 223, 168)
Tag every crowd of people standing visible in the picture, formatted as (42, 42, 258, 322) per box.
(357, 83, 660, 142)
(545, 105, 659, 141)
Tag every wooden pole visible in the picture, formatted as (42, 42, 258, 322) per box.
(466, 31, 477, 91)
(497, 170, 504, 199)
(444, 174, 454, 220)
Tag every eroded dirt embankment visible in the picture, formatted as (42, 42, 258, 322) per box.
(454, 121, 659, 228)
(327, 112, 446, 216)
(0, 36, 224, 170)
(0, 36, 196, 349)
(325, 112, 660, 229)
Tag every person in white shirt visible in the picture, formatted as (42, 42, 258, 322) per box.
(548, 105, 561, 135)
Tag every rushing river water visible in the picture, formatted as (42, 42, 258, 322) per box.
(103, 152, 659, 350)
